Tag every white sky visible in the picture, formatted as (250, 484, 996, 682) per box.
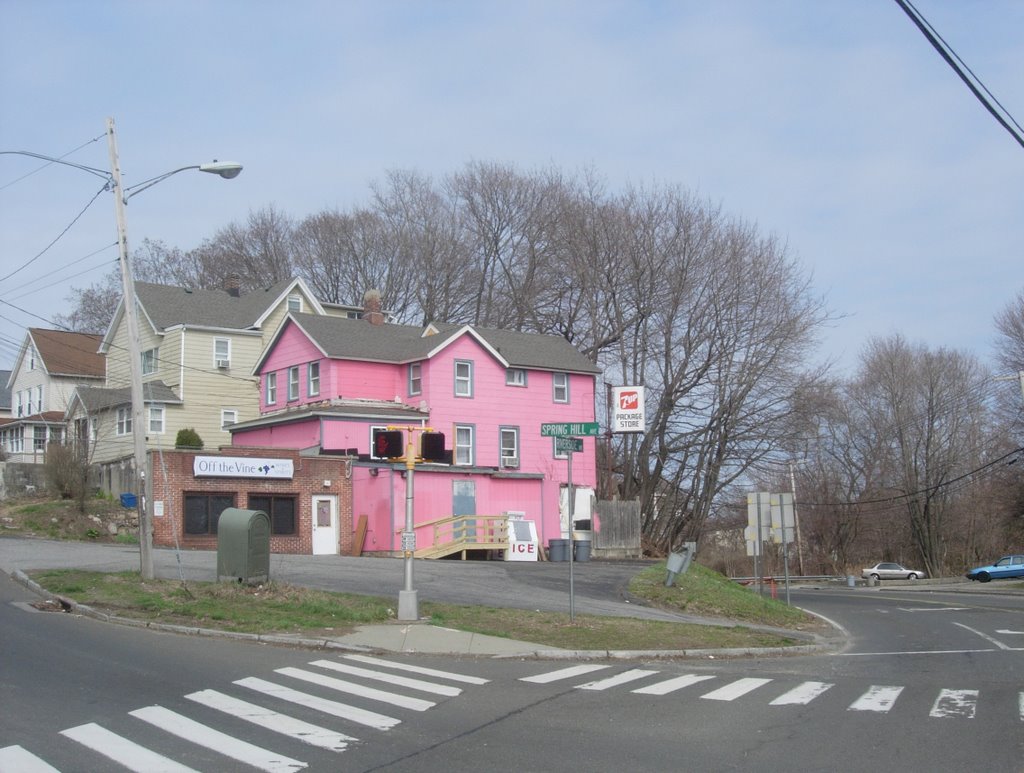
(1, 0, 1021, 376)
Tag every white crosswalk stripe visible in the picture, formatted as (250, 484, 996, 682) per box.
(929, 689, 978, 718)
(60, 722, 200, 773)
(849, 685, 904, 713)
(129, 705, 306, 773)
(237, 676, 401, 730)
(519, 664, 611, 683)
(310, 659, 463, 696)
(343, 654, 491, 684)
(769, 681, 835, 705)
(701, 677, 773, 702)
(275, 666, 436, 711)
(578, 669, 661, 691)
(185, 689, 355, 751)
(632, 674, 717, 695)
(0, 745, 61, 772)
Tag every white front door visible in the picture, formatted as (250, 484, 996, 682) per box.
(311, 495, 338, 555)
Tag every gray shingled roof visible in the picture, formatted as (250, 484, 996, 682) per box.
(0, 370, 10, 409)
(73, 381, 182, 412)
(135, 279, 298, 331)
(228, 400, 428, 433)
(288, 313, 600, 374)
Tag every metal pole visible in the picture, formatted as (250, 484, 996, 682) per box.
(755, 492, 763, 598)
(788, 461, 805, 576)
(397, 432, 418, 620)
(107, 117, 153, 580)
(567, 448, 575, 622)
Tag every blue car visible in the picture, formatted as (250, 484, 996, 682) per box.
(965, 554, 1024, 582)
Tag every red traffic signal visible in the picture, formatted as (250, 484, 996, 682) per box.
(420, 432, 446, 462)
(373, 429, 404, 459)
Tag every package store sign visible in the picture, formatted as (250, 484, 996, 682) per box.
(194, 456, 294, 479)
(611, 386, 645, 433)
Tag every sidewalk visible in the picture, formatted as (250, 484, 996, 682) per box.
(1, 537, 837, 659)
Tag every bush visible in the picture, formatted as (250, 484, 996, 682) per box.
(43, 443, 89, 511)
(175, 428, 203, 449)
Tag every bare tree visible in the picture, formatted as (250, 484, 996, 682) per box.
(195, 205, 296, 290)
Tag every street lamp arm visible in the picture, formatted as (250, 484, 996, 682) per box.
(124, 161, 243, 201)
(0, 149, 112, 181)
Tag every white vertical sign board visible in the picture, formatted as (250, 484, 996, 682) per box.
(770, 493, 795, 544)
(745, 492, 772, 556)
(611, 386, 645, 433)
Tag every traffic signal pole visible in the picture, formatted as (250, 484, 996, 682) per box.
(398, 432, 418, 620)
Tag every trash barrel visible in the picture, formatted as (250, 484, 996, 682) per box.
(846, 575, 856, 588)
(548, 539, 569, 562)
(573, 540, 592, 562)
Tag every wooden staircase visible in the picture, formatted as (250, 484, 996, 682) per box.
(413, 514, 509, 559)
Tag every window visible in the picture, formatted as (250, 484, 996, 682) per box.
(148, 406, 164, 434)
(184, 493, 235, 535)
(454, 360, 473, 397)
(454, 424, 474, 466)
(33, 426, 46, 452)
(288, 366, 300, 400)
(141, 347, 159, 375)
(28, 346, 36, 370)
(408, 362, 422, 395)
(221, 409, 238, 428)
(287, 295, 302, 313)
(499, 427, 519, 468)
(15, 391, 22, 417)
(24, 390, 32, 416)
(248, 494, 296, 535)
(116, 407, 132, 435)
(307, 362, 320, 397)
(506, 368, 527, 387)
(553, 372, 569, 403)
(214, 338, 231, 367)
(36, 385, 43, 411)
(266, 372, 277, 404)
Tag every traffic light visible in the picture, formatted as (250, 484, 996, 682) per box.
(420, 431, 446, 462)
(373, 429, 404, 459)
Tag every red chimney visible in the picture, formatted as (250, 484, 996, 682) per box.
(363, 289, 385, 326)
(224, 273, 241, 297)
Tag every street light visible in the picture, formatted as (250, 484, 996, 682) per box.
(3, 118, 242, 579)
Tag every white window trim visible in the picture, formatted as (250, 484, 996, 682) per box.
(454, 360, 473, 398)
(506, 368, 527, 387)
(221, 408, 238, 429)
(287, 294, 303, 312)
(408, 362, 422, 396)
(142, 347, 159, 376)
(288, 366, 300, 401)
(499, 427, 519, 468)
(116, 407, 132, 436)
(553, 372, 569, 403)
(454, 424, 475, 466)
(266, 372, 277, 404)
(148, 406, 165, 434)
(307, 362, 320, 397)
(214, 338, 231, 367)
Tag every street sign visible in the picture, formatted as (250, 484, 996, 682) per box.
(540, 421, 601, 437)
(555, 437, 584, 453)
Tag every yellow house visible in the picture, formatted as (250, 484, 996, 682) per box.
(65, 277, 359, 493)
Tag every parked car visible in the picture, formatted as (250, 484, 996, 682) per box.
(964, 555, 1024, 582)
(862, 562, 925, 581)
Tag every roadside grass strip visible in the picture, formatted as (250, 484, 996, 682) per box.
(129, 705, 306, 773)
(185, 689, 355, 751)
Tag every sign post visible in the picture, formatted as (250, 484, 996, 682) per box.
(541, 421, 600, 622)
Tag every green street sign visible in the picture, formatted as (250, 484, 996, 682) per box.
(555, 437, 584, 453)
(540, 421, 601, 437)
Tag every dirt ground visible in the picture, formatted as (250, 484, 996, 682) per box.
(0, 495, 138, 542)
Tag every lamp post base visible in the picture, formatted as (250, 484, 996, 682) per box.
(397, 589, 419, 621)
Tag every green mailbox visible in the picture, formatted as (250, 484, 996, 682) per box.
(217, 508, 271, 584)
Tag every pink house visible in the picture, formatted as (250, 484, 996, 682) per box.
(228, 305, 601, 556)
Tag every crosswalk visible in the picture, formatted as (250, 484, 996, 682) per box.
(0, 654, 489, 772)
(519, 664, 1024, 720)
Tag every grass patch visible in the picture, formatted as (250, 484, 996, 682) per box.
(30, 563, 820, 652)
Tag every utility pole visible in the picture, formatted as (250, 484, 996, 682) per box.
(107, 117, 153, 580)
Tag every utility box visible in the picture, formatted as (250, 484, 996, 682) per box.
(217, 508, 270, 584)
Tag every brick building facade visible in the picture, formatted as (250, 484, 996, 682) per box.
(149, 447, 354, 555)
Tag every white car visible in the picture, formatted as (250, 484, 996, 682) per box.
(862, 562, 925, 581)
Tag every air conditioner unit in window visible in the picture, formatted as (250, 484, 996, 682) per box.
(216, 359, 230, 369)
(501, 456, 519, 469)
